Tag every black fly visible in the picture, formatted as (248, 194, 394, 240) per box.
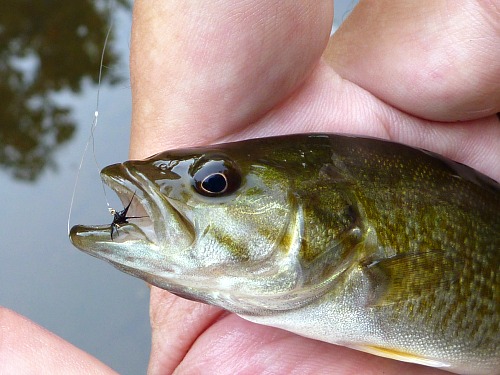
(110, 192, 145, 240)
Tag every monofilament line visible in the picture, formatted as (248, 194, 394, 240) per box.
(67, 7, 115, 235)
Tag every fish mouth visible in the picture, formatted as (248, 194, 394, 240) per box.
(100, 163, 158, 245)
(100, 161, 195, 249)
(70, 161, 195, 261)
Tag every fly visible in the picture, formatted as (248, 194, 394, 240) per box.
(109, 192, 145, 240)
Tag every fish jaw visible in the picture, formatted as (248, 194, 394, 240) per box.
(70, 223, 165, 272)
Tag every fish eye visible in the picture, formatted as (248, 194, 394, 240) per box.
(192, 159, 241, 197)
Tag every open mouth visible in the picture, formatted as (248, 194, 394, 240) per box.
(99, 161, 196, 250)
(100, 164, 158, 245)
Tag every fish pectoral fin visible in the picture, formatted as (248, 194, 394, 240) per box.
(362, 250, 456, 307)
(355, 344, 451, 368)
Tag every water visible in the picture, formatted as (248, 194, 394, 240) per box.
(0, 3, 150, 374)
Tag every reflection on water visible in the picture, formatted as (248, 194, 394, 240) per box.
(0, 2, 151, 374)
(0, 0, 130, 181)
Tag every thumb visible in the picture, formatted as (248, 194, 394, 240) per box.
(325, 0, 500, 122)
(130, 0, 333, 158)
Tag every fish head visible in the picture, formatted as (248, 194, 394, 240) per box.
(70, 136, 360, 313)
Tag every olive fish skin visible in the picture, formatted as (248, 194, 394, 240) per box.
(70, 134, 499, 374)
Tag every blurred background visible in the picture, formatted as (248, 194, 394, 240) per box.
(0, 1, 357, 373)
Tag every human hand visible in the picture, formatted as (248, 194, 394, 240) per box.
(129, 1, 499, 374)
(0, 307, 116, 374)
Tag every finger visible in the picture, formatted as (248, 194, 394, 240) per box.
(325, 0, 500, 121)
(130, 2, 333, 372)
(0, 308, 115, 374)
(129, 1, 331, 372)
(147, 288, 224, 375)
(173, 315, 449, 375)
(223, 59, 500, 181)
(129, 0, 333, 158)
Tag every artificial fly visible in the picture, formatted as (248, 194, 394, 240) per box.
(109, 192, 146, 240)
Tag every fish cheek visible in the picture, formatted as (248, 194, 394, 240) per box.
(208, 225, 253, 262)
(192, 185, 290, 266)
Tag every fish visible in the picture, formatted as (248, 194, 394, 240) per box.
(69, 133, 499, 374)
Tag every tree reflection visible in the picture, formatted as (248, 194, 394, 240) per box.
(0, 0, 130, 181)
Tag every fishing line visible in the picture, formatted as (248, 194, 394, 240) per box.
(67, 3, 116, 235)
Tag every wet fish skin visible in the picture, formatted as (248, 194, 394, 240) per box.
(70, 134, 499, 374)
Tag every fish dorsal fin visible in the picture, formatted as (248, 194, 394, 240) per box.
(362, 250, 456, 307)
(353, 344, 451, 368)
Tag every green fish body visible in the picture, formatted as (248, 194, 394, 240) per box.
(70, 134, 499, 374)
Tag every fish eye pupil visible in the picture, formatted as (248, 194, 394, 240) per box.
(192, 158, 241, 197)
(201, 173, 227, 194)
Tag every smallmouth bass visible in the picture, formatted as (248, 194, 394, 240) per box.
(70, 133, 499, 374)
